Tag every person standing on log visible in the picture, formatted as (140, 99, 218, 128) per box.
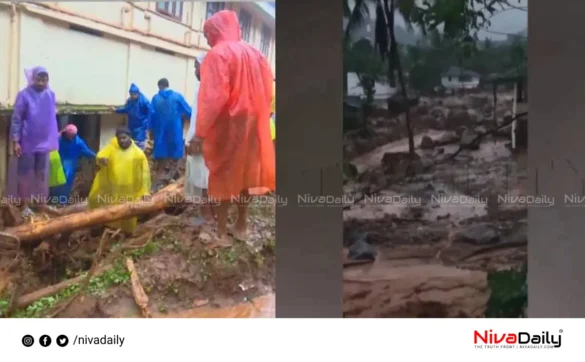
(8, 66, 59, 217)
(87, 127, 151, 235)
(188, 10, 275, 246)
(185, 54, 215, 226)
(112, 83, 152, 150)
(50, 124, 96, 205)
(149, 78, 192, 190)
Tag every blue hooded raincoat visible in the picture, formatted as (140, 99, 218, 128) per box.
(50, 134, 96, 204)
(115, 83, 151, 149)
(149, 88, 192, 159)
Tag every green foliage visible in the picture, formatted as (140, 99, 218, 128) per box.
(401, 35, 526, 91)
(485, 264, 527, 318)
(0, 238, 162, 318)
(343, 0, 523, 79)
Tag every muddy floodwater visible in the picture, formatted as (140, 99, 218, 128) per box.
(343, 94, 527, 317)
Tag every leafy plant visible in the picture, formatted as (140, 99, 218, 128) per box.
(485, 264, 527, 318)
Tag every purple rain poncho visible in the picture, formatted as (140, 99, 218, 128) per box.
(7, 66, 60, 203)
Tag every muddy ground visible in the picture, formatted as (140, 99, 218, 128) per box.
(0, 166, 275, 318)
(342, 92, 527, 317)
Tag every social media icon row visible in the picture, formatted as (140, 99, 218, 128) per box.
(22, 334, 69, 347)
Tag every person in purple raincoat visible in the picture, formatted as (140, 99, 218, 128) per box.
(9, 66, 59, 216)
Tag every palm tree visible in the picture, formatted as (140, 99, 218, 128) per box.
(344, 0, 417, 160)
(343, 0, 515, 162)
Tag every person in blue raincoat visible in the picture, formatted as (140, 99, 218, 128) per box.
(50, 124, 96, 205)
(112, 83, 151, 150)
(149, 78, 192, 187)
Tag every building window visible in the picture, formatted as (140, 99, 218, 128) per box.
(206, 2, 226, 20)
(260, 25, 271, 57)
(239, 9, 252, 42)
(156, 0, 183, 20)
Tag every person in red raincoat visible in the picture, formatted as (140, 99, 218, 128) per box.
(189, 10, 275, 246)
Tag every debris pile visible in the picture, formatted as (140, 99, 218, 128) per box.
(343, 91, 527, 317)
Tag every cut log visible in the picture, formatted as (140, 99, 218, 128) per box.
(14, 263, 113, 309)
(126, 258, 151, 318)
(57, 201, 88, 216)
(5, 178, 185, 244)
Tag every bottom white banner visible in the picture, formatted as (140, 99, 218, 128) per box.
(0, 318, 574, 360)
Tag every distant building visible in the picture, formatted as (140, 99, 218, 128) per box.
(440, 67, 480, 90)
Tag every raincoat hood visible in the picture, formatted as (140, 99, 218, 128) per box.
(129, 83, 140, 94)
(158, 88, 173, 99)
(25, 66, 49, 88)
(203, 10, 241, 47)
(109, 136, 134, 150)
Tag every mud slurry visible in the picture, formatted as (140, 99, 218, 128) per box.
(0, 202, 275, 318)
(343, 93, 527, 317)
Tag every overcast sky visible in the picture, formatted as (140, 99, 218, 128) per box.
(352, 0, 528, 41)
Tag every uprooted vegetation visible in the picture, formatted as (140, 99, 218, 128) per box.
(0, 176, 275, 318)
(343, 91, 527, 318)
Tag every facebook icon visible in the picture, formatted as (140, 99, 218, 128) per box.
(39, 335, 52, 347)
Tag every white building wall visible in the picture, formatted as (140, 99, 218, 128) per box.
(440, 75, 480, 90)
(0, 1, 276, 107)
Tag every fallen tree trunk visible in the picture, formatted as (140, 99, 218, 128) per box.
(57, 202, 88, 216)
(5, 178, 185, 245)
(14, 263, 114, 310)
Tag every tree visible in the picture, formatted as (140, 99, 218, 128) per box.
(343, 0, 523, 161)
(345, 39, 387, 130)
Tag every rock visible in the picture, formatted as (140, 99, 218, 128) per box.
(435, 131, 460, 145)
(470, 95, 490, 109)
(343, 264, 489, 317)
(436, 147, 445, 155)
(460, 129, 480, 150)
(445, 110, 472, 129)
(419, 114, 438, 129)
(420, 135, 435, 149)
(503, 111, 513, 124)
(455, 126, 467, 137)
(343, 162, 358, 180)
(453, 222, 500, 245)
(467, 109, 479, 123)
(474, 126, 487, 134)
(430, 107, 447, 119)
(415, 105, 430, 116)
(347, 233, 377, 262)
(381, 151, 420, 177)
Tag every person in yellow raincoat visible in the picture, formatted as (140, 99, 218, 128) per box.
(88, 127, 151, 235)
(48, 150, 66, 205)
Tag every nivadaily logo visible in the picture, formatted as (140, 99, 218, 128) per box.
(474, 329, 562, 349)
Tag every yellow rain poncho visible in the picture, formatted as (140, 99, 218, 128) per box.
(88, 137, 151, 233)
(48, 150, 66, 188)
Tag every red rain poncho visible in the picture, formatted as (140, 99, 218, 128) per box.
(196, 10, 275, 200)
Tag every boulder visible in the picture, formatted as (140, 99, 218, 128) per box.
(420, 135, 435, 149)
(453, 222, 500, 245)
(445, 110, 472, 129)
(460, 129, 480, 150)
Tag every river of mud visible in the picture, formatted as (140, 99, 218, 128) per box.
(343, 93, 527, 317)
